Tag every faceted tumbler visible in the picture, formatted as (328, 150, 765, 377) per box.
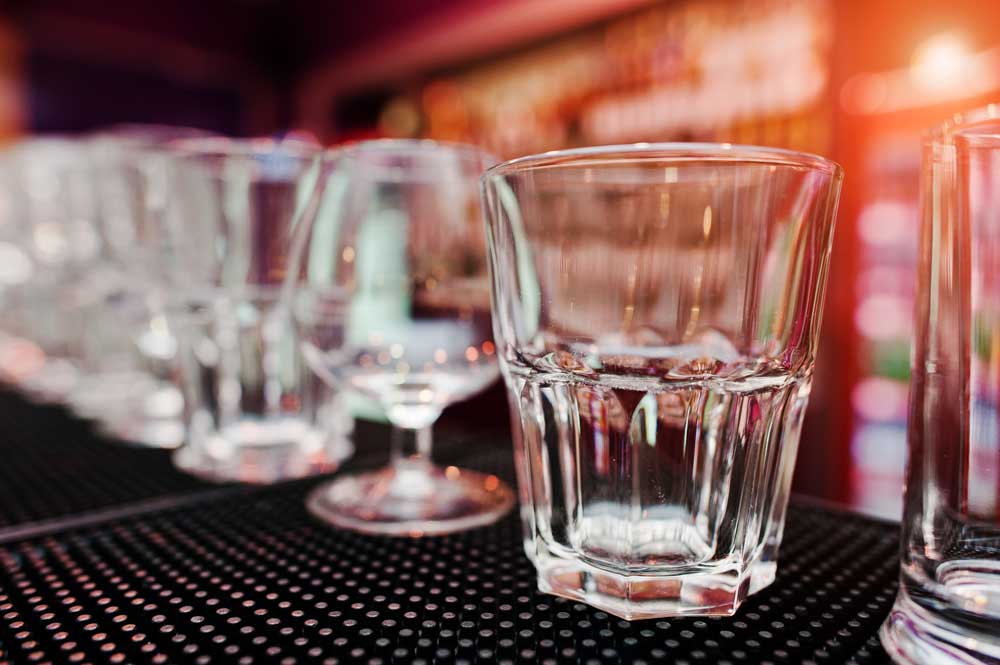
(158, 138, 353, 483)
(880, 107, 1000, 663)
(481, 143, 842, 619)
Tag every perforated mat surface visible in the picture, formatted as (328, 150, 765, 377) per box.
(0, 391, 215, 530)
(0, 391, 898, 664)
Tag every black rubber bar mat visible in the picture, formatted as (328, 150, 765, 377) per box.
(0, 389, 899, 663)
(0, 477, 898, 664)
(0, 390, 217, 530)
(0, 388, 499, 536)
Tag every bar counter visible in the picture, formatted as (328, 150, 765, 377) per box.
(0, 390, 897, 664)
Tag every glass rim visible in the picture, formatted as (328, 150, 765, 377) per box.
(331, 138, 499, 166)
(482, 142, 843, 180)
(89, 123, 216, 147)
(166, 136, 322, 161)
(926, 102, 1000, 147)
(8, 135, 88, 152)
(325, 139, 500, 184)
(5, 136, 93, 166)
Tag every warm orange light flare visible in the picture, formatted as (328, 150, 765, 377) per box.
(910, 33, 970, 92)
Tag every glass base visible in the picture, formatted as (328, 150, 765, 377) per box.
(534, 549, 776, 620)
(99, 417, 187, 450)
(306, 461, 515, 536)
(17, 358, 81, 402)
(881, 585, 1000, 665)
(174, 421, 354, 484)
(70, 374, 186, 449)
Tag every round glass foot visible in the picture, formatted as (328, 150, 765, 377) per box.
(306, 461, 515, 536)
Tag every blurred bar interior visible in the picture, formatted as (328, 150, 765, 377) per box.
(3, 0, 999, 518)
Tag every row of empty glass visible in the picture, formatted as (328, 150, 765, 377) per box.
(2, 122, 996, 660)
(0, 129, 512, 533)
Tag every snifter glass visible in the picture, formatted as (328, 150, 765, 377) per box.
(289, 140, 515, 536)
(482, 143, 842, 619)
(881, 106, 1000, 664)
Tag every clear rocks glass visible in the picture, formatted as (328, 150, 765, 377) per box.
(481, 143, 843, 619)
(881, 106, 1000, 664)
(159, 138, 353, 482)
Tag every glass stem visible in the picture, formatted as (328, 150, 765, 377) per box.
(390, 424, 434, 469)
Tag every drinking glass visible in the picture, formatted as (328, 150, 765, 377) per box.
(482, 143, 842, 619)
(881, 107, 1000, 663)
(0, 138, 102, 399)
(66, 126, 215, 446)
(0, 144, 45, 386)
(90, 124, 215, 272)
(158, 138, 353, 482)
(289, 140, 515, 535)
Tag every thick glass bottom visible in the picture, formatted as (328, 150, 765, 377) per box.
(881, 583, 1000, 665)
(16, 357, 81, 401)
(306, 461, 514, 536)
(534, 547, 776, 620)
(70, 374, 185, 449)
(175, 418, 353, 484)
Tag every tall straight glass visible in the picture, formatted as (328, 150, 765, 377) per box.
(881, 107, 1000, 663)
(289, 140, 514, 536)
(482, 144, 842, 619)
